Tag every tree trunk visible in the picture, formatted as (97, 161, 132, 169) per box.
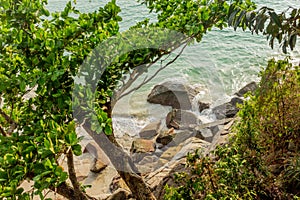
(51, 182, 97, 200)
(83, 121, 156, 200)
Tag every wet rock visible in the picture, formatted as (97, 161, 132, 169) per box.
(198, 101, 210, 112)
(147, 81, 198, 110)
(235, 81, 257, 97)
(130, 139, 155, 154)
(166, 109, 200, 129)
(212, 97, 243, 119)
(139, 121, 161, 139)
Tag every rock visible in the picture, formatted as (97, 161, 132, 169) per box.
(130, 139, 155, 154)
(195, 128, 214, 142)
(147, 81, 198, 110)
(166, 109, 200, 129)
(90, 158, 108, 173)
(223, 118, 235, 131)
(83, 142, 111, 166)
(172, 130, 195, 145)
(212, 97, 243, 119)
(139, 121, 161, 139)
(110, 176, 130, 193)
(136, 155, 160, 174)
(106, 188, 131, 200)
(84, 166, 118, 197)
(156, 128, 175, 146)
(198, 101, 210, 112)
(173, 137, 211, 161)
(235, 81, 258, 97)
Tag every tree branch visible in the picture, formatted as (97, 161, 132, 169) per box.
(66, 149, 81, 198)
(112, 37, 192, 107)
(0, 125, 7, 137)
(0, 108, 15, 125)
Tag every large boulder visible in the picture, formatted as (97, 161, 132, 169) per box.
(235, 81, 258, 97)
(166, 109, 200, 129)
(147, 81, 198, 110)
(212, 97, 243, 120)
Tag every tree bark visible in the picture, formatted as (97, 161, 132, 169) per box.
(83, 121, 156, 200)
(66, 149, 92, 200)
(50, 182, 97, 200)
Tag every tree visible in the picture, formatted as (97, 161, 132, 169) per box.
(0, 0, 255, 199)
(228, 3, 300, 53)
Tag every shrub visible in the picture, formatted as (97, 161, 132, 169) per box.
(164, 58, 300, 199)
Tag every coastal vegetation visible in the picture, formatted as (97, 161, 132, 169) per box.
(165, 4, 300, 199)
(0, 0, 299, 199)
(165, 58, 300, 199)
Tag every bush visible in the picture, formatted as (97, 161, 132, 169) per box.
(164, 58, 300, 200)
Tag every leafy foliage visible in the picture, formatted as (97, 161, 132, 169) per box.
(0, 0, 266, 199)
(228, 4, 300, 53)
(0, 0, 121, 198)
(164, 58, 300, 199)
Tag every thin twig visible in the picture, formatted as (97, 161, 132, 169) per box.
(117, 38, 191, 101)
(0, 108, 15, 125)
(0, 125, 7, 137)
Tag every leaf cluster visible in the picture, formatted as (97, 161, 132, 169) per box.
(229, 5, 300, 53)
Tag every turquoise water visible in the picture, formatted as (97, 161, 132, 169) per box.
(48, 1, 299, 130)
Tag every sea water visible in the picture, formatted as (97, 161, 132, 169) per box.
(47, 0, 300, 137)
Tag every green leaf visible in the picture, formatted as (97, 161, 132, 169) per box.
(72, 144, 82, 156)
(269, 11, 281, 27)
(104, 124, 112, 135)
(65, 132, 78, 146)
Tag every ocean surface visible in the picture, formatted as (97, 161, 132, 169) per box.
(48, 0, 300, 137)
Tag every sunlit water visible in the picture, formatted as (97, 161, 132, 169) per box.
(47, 0, 300, 137)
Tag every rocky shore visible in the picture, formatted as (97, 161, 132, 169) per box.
(22, 80, 257, 199)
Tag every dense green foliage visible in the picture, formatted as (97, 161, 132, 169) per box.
(164, 58, 300, 199)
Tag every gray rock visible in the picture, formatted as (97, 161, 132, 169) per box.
(147, 81, 198, 110)
(166, 109, 200, 129)
(172, 130, 195, 145)
(195, 128, 214, 142)
(139, 121, 161, 139)
(212, 97, 243, 119)
(235, 81, 257, 97)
